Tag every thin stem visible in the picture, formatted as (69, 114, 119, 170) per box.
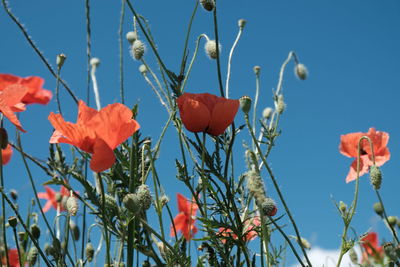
(225, 25, 244, 98)
(97, 173, 111, 266)
(12, 227, 23, 267)
(119, 0, 126, 104)
(212, 0, 225, 97)
(252, 71, 260, 149)
(375, 190, 400, 244)
(275, 51, 299, 97)
(0, 133, 9, 267)
(55, 67, 63, 115)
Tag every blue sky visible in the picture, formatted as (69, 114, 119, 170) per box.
(1, 0, 400, 265)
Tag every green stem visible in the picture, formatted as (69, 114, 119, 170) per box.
(12, 227, 23, 267)
(375, 190, 400, 244)
(212, 0, 224, 97)
(0, 137, 9, 267)
(119, 0, 126, 104)
(97, 173, 111, 266)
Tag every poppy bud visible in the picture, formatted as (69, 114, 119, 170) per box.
(369, 165, 382, 190)
(239, 96, 252, 114)
(10, 189, 18, 201)
(260, 197, 277, 217)
(139, 64, 148, 74)
(238, 19, 247, 29)
(246, 169, 265, 201)
(299, 237, 311, 250)
(205, 40, 221, 59)
(384, 242, 398, 261)
(55, 192, 63, 203)
(262, 107, 273, 120)
(69, 220, 80, 241)
(0, 128, 8, 149)
(200, 0, 215, 11)
(100, 194, 118, 215)
(253, 65, 261, 76)
(275, 94, 285, 114)
(388, 216, 397, 227)
(123, 193, 141, 213)
(126, 31, 138, 44)
(44, 243, 55, 257)
(349, 248, 358, 264)
(160, 195, 169, 208)
(137, 184, 152, 211)
(90, 57, 100, 67)
(30, 224, 41, 239)
(373, 202, 383, 216)
(131, 40, 145, 60)
(66, 196, 78, 216)
(18, 231, 25, 242)
(56, 53, 67, 68)
(295, 63, 308, 80)
(27, 247, 38, 265)
(8, 216, 17, 228)
(339, 201, 347, 215)
(85, 242, 94, 262)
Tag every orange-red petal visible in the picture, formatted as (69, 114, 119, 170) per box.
(77, 100, 98, 126)
(170, 212, 187, 237)
(20, 76, 52, 105)
(345, 156, 370, 183)
(207, 98, 239, 136)
(2, 144, 12, 165)
(90, 138, 116, 172)
(339, 132, 364, 158)
(177, 94, 211, 133)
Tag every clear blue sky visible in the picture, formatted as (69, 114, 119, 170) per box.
(1, 0, 400, 265)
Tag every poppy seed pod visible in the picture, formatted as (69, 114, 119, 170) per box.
(27, 247, 38, 266)
(66, 196, 78, 216)
(239, 96, 252, 114)
(8, 216, 18, 228)
(295, 63, 308, 80)
(205, 40, 221, 59)
(262, 107, 273, 120)
(136, 184, 152, 210)
(369, 165, 382, 190)
(10, 189, 18, 201)
(123, 193, 141, 213)
(126, 31, 138, 44)
(30, 224, 41, 239)
(131, 40, 145, 60)
(85, 242, 94, 262)
(200, 0, 215, 11)
(0, 128, 8, 149)
(90, 57, 100, 67)
(56, 54, 67, 68)
(373, 202, 383, 216)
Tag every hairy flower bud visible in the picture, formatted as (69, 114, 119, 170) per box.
(139, 64, 148, 74)
(205, 40, 221, 59)
(275, 94, 285, 114)
(239, 96, 252, 114)
(44, 243, 55, 257)
(246, 169, 266, 202)
(123, 193, 141, 213)
(27, 247, 38, 265)
(30, 224, 41, 239)
(90, 57, 100, 67)
(0, 128, 8, 149)
(136, 184, 152, 211)
(85, 242, 94, 262)
(339, 201, 347, 215)
(295, 63, 308, 80)
(200, 0, 215, 11)
(388, 216, 397, 227)
(126, 31, 138, 44)
(262, 107, 273, 120)
(349, 248, 358, 264)
(384, 242, 398, 261)
(131, 40, 145, 60)
(238, 19, 247, 29)
(10, 189, 18, 201)
(260, 198, 277, 216)
(70, 220, 80, 241)
(373, 202, 383, 216)
(253, 65, 261, 75)
(56, 54, 67, 68)
(369, 165, 382, 190)
(66, 196, 78, 216)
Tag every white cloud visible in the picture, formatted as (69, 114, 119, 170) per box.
(290, 247, 359, 267)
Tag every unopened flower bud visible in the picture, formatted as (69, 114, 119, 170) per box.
(8, 216, 17, 228)
(369, 165, 382, 190)
(69, 220, 80, 241)
(137, 184, 152, 211)
(295, 63, 308, 80)
(56, 54, 67, 68)
(384, 242, 398, 261)
(260, 198, 277, 217)
(55, 192, 63, 203)
(18, 231, 25, 242)
(0, 128, 8, 149)
(349, 248, 358, 264)
(262, 107, 273, 120)
(275, 94, 285, 114)
(126, 31, 138, 44)
(131, 40, 145, 60)
(100, 194, 118, 215)
(339, 201, 347, 214)
(239, 96, 252, 114)
(238, 19, 247, 29)
(205, 40, 221, 59)
(27, 247, 38, 265)
(44, 243, 54, 256)
(160, 195, 169, 207)
(30, 224, 41, 239)
(85, 242, 94, 262)
(10, 189, 18, 201)
(139, 64, 148, 74)
(373, 202, 383, 216)
(66, 196, 78, 216)
(123, 193, 141, 213)
(52, 238, 61, 251)
(299, 237, 311, 250)
(90, 57, 100, 67)
(388, 216, 397, 227)
(253, 65, 261, 75)
(200, 0, 215, 11)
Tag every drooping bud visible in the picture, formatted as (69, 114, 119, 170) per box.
(27, 247, 38, 265)
(66, 196, 79, 216)
(200, 0, 215, 11)
(205, 40, 221, 59)
(0, 128, 8, 149)
(56, 54, 67, 69)
(10, 189, 18, 201)
(30, 224, 41, 239)
(253, 65, 261, 76)
(8, 216, 18, 228)
(260, 198, 277, 216)
(369, 165, 382, 190)
(388, 216, 397, 227)
(239, 96, 252, 114)
(126, 31, 138, 44)
(131, 40, 145, 60)
(275, 94, 285, 114)
(123, 193, 141, 213)
(136, 184, 152, 211)
(294, 63, 308, 80)
(299, 237, 311, 250)
(349, 248, 358, 264)
(160, 195, 169, 208)
(90, 57, 100, 68)
(238, 19, 247, 29)
(139, 64, 148, 74)
(69, 220, 80, 241)
(85, 242, 94, 262)
(262, 107, 273, 120)
(373, 202, 384, 216)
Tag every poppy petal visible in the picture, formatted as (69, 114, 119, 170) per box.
(170, 212, 187, 237)
(345, 156, 370, 183)
(177, 94, 211, 133)
(339, 132, 364, 158)
(20, 76, 52, 105)
(77, 100, 98, 125)
(0, 74, 20, 90)
(2, 144, 12, 165)
(0, 98, 26, 132)
(207, 99, 239, 136)
(90, 138, 116, 172)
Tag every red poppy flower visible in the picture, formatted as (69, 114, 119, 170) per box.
(339, 128, 390, 183)
(37, 186, 70, 212)
(170, 193, 198, 240)
(1, 249, 20, 267)
(48, 100, 140, 172)
(0, 84, 29, 132)
(218, 216, 261, 243)
(0, 74, 52, 105)
(177, 93, 239, 136)
(2, 144, 12, 165)
(361, 232, 383, 262)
